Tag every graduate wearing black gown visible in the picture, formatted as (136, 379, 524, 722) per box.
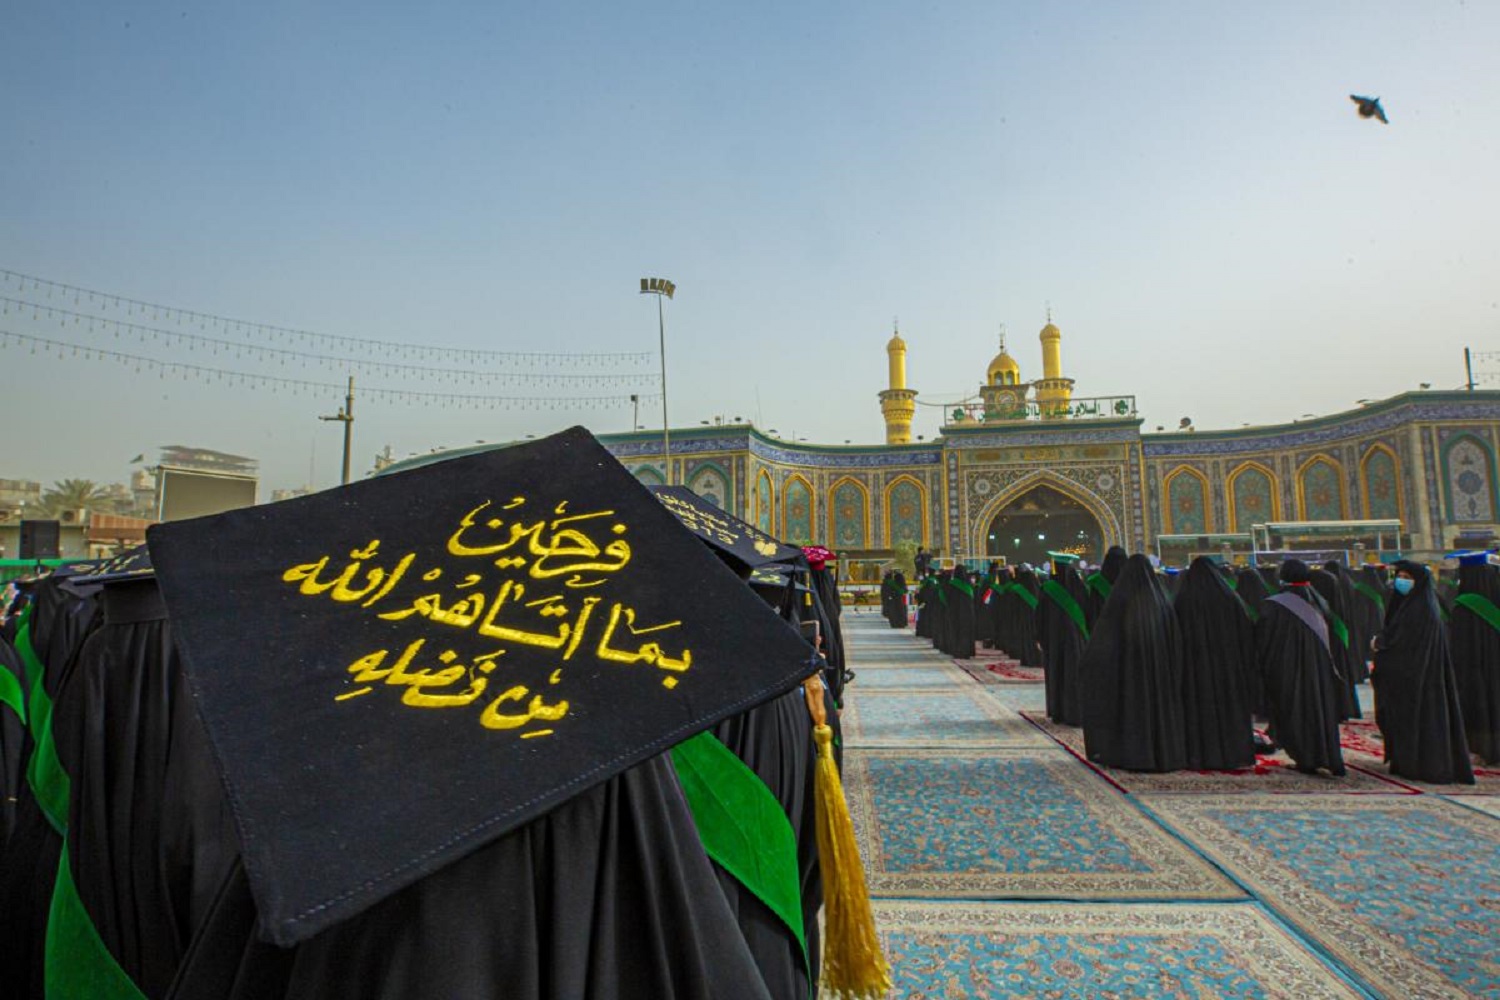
(1039, 560, 1089, 726)
(1010, 567, 1043, 667)
(1309, 568, 1363, 720)
(1081, 555, 1188, 772)
(1234, 568, 1271, 717)
(1174, 557, 1255, 769)
(1372, 561, 1475, 785)
(1451, 554, 1500, 763)
(1085, 546, 1128, 625)
(914, 573, 937, 641)
(946, 569, 977, 660)
(1256, 560, 1346, 776)
(1323, 562, 1371, 682)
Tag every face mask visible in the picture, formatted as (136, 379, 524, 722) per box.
(1393, 577, 1414, 595)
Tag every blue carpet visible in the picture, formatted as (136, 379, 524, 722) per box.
(841, 689, 1050, 748)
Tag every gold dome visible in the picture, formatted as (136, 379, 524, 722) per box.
(886, 330, 906, 352)
(986, 348, 1021, 385)
(1039, 322, 1061, 341)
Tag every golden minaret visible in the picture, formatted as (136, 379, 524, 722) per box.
(1034, 310, 1075, 417)
(878, 325, 917, 444)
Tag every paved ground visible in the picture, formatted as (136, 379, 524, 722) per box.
(837, 610, 1500, 1000)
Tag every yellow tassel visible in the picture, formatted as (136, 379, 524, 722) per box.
(804, 673, 891, 999)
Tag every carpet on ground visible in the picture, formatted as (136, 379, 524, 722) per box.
(1145, 793, 1500, 1000)
(871, 901, 1366, 1000)
(844, 747, 1241, 900)
(1021, 711, 1413, 795)
(841, 688, 1050, 749)
(847, 662, 977, 690)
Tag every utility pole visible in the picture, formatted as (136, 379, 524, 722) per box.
(1465, 347, 1476, 391)
(320, 376, 355, 485)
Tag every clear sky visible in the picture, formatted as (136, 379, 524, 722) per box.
(3, 1, 1497, 496)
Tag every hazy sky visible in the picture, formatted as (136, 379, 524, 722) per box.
(3, 1, 1497, 496)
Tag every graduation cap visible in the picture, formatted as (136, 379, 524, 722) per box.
(1448, 550, 1500, 567)
(147, 427, 819, 946)
(648, 485, 804, 573)
(1045, 551, 1081, 563)
(802, 545, 838, 570)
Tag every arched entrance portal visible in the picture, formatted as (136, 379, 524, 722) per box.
(984, 484, 1104, 567)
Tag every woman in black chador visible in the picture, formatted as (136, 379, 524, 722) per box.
(1085, 546, 1128, 625)
(1234, 567, 1271, 717)
(1008, 566, 1043, 667)
(1081, 554, 1187, 772)
(1309, 568, 1363, 720)
(1451, 554, 1500, 763)
(946, 568, 977, 660)
(1173, 557, 1255, 769)
(1039, 559, 1090, 726)
(1255, 560, 1346, 776)
(1372, 561, 1475, 784)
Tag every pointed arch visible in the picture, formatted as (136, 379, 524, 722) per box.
(782, 473, 815, 545)
(1225, 460, 1279, 531)
(827, 476, 870, 549)
(1442, 432, 1499, 523)
(631, 464, 665, 486)
(1162, 465, 1212, 535)
(1359, 443, 1404, 522)
(754, 469, 776, 536)
(685, 460, 731, 509)
(883, 474, 928, 548)
(1296, 454, 1347, 521)
(968, 470, 1122, 557)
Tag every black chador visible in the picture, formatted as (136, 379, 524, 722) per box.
(1233, 568, 1271, 716)
(1173, 557, 1255, 769)
(1255, 561, 1346, 776)
(1310, 569, 1363, 721)
(946, 571, 977, 660)
(1372, 561, 1475, 785)
(881, 571, 908, 629)
(1080, 555, 1188, 772)
(1085, 546, 1128, 626)
(1039, 562, 1089, 726)
(914, 574, 938, 641)
(1451, 555, 1500, 764)
(1323, 561, 1371, 682)
(974, 564, 1000, 648)
(1008, 568, 1043, 666)
(985, 567, 1013, 653)
(1353, 565, 1390, 657)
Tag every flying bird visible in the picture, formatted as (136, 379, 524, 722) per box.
(1350, 94, 1388, 124)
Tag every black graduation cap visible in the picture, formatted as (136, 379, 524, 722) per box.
(147, 427, 819, 946)
(648, 485, 805, 572)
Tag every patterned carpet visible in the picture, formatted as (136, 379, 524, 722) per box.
(873, 901, 1367, 1000)
(841, 689, 1051, 749)
(835, 613, 1500, 999)
(1022, 711, 1413, 795)
(1145, 795, 1500, 999)
(844, 748, 1240, 900)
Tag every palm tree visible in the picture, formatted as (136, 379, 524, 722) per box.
(34, 479, 115, 518)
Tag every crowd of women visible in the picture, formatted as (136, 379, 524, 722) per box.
(887, 548, 1500, 784)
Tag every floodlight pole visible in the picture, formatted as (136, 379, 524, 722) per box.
(639, 278, 675, 483)
(320, 376, 355, 485)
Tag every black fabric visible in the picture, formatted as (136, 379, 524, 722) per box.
(1234, 568, 1272, 715)
(1173, 558, 1255, 769)
(50, 576, 240, 997)
(1005, 570, 1042, 666)
(882, 572, 908, 629)
(1452, 560, 1500, 763)
(1255, 567, 1346, 776)
(1087, 546, 1129, 624)
(166, 755, 778, 1000)
(1309, 569, 1363, 721)
(649, 487, 804, 574)
(945, 576, 976, 660)
(147, 426, 820, 946)
(1039, 565, 1088, 726)
(708, 688, 820, 999)
(914, 576, 937, 640)
(1323, 561, 1371, 683)
(0, 636, 24, 842)
(806, 568, 845, 702)
(1080, 555, 1187, 771)
(1372, 562, 1474, 784)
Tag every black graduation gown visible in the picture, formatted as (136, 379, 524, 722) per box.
(1255, 588, 1346, 776)
(914, 577, 936, 640)
(1310, 569, 1363, 721)
(1323, 562, 1371, 683)
(0, 635, 25, 842)
(1451, 562, 1500, 763)
(1080, 555, 1188, 772)
(1233, 569, 1271, 716)
(167, 753, 780, 1000)
(888, 572, 909, 629)
(1173, 558, 1255, 770)
(1012, 571, 1043, 667)
(1372, 563, 1475, 785)
(1084, 547, 1127, 627)
(1039, 566, 1088, 726)
(946, 578, 976, 660)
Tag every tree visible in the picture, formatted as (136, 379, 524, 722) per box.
(892, 539, 919, 578)
(34, 479, 115, 518)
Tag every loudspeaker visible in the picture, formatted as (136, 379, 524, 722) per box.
(19, 519, 61, 560)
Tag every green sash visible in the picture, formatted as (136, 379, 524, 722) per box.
(1041, 580, 1089, 640)
(1330, 613, 1350, 649)
(950, 580, 974, 598)
(0, 658, 23, 723)
(14, 613, 71, 833)
(671, 731, 807, 977)
(1352, 581, 1387, 613)
(45, 840, 148, 1000)
(1455, 592, 1500, 634)
(1009, 586, 1039, 610)
(1085, 573, 1112, 601)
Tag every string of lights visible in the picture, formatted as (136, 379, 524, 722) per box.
(0, 269, 656, 367)
(0, 296, 656, 387)
(0, 328, 658, 411)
